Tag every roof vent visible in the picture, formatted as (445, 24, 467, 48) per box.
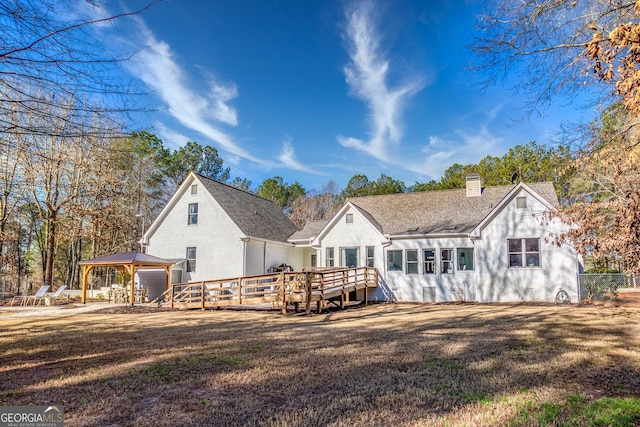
(466, 173, 481, 197)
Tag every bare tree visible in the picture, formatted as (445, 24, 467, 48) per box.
(0, 0, 158, 288)
(472, 0, 637, 116)
(289, 181, 342, 230)
(19, 95, 109, 288)
(0, 89, 27, 269)
(475, 1, 640, 272)
(0, 0, 156, 140)
(552, 105, 640, 272)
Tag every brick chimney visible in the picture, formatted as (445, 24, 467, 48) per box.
(465, 173, 481, 197)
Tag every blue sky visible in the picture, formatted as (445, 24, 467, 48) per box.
(97, 0, 592, 191)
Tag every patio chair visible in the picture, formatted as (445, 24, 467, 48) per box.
(40, 285, 69, 305)
(10, 285, 50, 306)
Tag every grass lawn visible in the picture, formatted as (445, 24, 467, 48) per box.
(1, 303, 640, 426)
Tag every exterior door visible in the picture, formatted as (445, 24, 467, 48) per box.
(341, 247, 360, 268)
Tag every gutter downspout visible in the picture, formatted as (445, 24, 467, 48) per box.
(380, 236, 393, 290)
(263, 241, 266, 274)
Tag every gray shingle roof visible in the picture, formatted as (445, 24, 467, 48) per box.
(197, 174, 297, 243)
(347, 182, 558, 236)
(289, 220, 330, 241)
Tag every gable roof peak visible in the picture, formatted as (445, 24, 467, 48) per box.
(194, 173, 297, 243)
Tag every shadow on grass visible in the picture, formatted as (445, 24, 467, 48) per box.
(1, 304, 639, 426)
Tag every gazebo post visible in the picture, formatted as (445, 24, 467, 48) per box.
(129, 265, 135, 306)
(164, 265, 171, 291)
(81, 265, 94, 304)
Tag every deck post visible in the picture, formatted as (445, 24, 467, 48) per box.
(201, 281, 206, 311)
(305, 272, 312, 315)
(238, 277, 243, 305)
(364, 283, 368, 306)
(343, 270, 348, 308)
(345, 271, 350, 303)
(280, 272, 286, 314)
(170, 284, 175, 308)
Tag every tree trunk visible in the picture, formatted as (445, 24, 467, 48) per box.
(43, 214, 57, 288)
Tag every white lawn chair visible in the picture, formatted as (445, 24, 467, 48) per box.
(38, 285, 69, 305)
(10, 285, 50, 306)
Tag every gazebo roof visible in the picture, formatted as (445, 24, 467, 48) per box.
(78, 251, 174, 267)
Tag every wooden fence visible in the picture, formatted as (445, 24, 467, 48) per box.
(160, 267, 378, 313)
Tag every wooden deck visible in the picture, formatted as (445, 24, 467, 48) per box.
(157, 267, 378, 313)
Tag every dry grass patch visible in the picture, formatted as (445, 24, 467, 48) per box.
(1, 304, 640, 426)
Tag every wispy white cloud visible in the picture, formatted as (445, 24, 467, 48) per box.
(209, 81, 238, 125)
(403, 126, 504, 179)
(338, 1, 425, 161)
(278, 137, 321, 174)
(125, 18, 264, 163)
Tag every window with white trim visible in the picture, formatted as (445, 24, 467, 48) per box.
(311, 254, 317, 267)
(387, 250, 403, 271)
(326, 247, 334, 267)
(508, 238, 540, 267)
(340, 247, 360, 267)
(406, 249, 418, 274)
(346, 213, 353, 223)
(457, 248, 474, 271)
(191, 184, 197, 195)
(186, 247, 196, 272)
(366, 246, 375, 267)
(516, 196, 527, 209)
(441, 249, 454, 274)
(424, 249, 436, 274)
(188, 203, 198, 225)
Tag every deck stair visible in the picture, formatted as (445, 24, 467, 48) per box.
(156, 267, 378, 313)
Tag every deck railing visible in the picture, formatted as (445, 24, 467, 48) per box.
(163, 267, 378, 312)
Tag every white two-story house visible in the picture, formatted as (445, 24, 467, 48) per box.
(140, 173, 299, 299)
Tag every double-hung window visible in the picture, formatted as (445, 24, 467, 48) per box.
(326, 247, 335, 267)
(186, 247, 197, 272)
(406, 250, 418, 274)
(366, 246, 375, 267)
(441, 249, 454, 274)
(424, 249, 436, 274)
(188, 203, 198, 225)
(508, 238, 540, 267)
